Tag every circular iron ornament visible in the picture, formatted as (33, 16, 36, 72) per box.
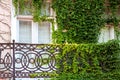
(38, 51, 56, 72)
(15, 51, 26, 71)
(29, 58, 35, 64)
(25, 51, 39, 71)
(48, 52, 58, 70)
(16, 58, 21, 63)
(21, 53, 29, 70)
(0, 43, 60, 78)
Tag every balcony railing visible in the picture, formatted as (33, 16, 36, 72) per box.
(0, 40, 60, 80)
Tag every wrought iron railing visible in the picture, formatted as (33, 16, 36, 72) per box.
(0, 41, 60, 80)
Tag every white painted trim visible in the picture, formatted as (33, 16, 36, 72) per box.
(16, 20, 19, 42)
(50, 22, 52, 43)
(11, 1, 55, 44)
(17, 15, 33, 21)
(11, 2, 17, 42)
(98, 26, 115, 43)
(109, 26, 114, 40)
(32, 22, 38, 43)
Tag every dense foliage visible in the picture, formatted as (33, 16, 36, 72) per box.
(29, 40, 120, 79)
(52, 0, 120, 43)
(52, 0, 105, 43)
(12, 1, 120, 79)
(13, 0, 120, 43)
(52, 40, 120, 80)
(13, 0, 49, 21)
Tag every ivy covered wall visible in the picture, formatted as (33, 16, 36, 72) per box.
(13, 0, 120, 44)
(29, 40, 120, 80)
(52, 0, 105, 43)
(52, 0, 120, 44)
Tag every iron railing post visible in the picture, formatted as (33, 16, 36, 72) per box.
(13, 40, 15, 80)
(0, 49, 3, 64)
(0, 49, 1, 63)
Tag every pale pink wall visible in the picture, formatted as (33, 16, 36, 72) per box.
(0, 0, 11, 80)
(0, 0, 11, 43)
(0, 79, 6, 80)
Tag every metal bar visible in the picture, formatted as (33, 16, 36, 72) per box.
(0, 49, 3, 64)
(0, 49, 1, 63)
(0, 42, 59, 79)
(13, 40, 15, 80)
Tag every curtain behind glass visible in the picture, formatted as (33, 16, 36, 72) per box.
(41, 2, 50, 16)
(19, 1, 32, 15)
(19, 1, 50, 16)
(19, 21, 32, 43)
(38, 22, 50, 44)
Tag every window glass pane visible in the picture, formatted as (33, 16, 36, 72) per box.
(38, 22, 50, 44)
(98, 27, 110, 42)
(19, 1, 32, 15)
(19, 21, 32, 43)
(41, 2, 50, 16)
(19, 8, 31, 15)
(18, 1, 50, 16)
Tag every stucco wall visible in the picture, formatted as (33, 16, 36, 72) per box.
(0, 0, 11, 43)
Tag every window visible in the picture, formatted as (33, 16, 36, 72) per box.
(18, 20, 51, 43)
(98, 26, 114, 42)
(41, 2, 51, 16)
(38, 22, 50, 43)
(19, 21, 32, 43)
(18, 0, 51, 16)
(15, 1, 54, 44)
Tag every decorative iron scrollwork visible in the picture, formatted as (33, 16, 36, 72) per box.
(0, 43, 59, 79)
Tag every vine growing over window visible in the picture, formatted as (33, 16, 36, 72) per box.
(52, 0, 120, 43)
(105, 0, 120, 39)
(13, 0, 52, 22)
(13, 0, 120, 43)
(52, 0, 105, 43)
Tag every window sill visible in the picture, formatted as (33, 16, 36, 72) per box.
(17, 15, 33, 21)
(17, 15, 55, 21)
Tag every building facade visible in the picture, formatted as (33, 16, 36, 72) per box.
(0, 0, 116, 44)
(0, 0, 11, 43)
(0, 0, 118, 80)
(0, 0, 54, 44)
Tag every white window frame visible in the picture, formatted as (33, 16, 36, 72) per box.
(11, 1, 55, 44)
(98, 26, 114, 43)
(17, 16, 52, 44)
